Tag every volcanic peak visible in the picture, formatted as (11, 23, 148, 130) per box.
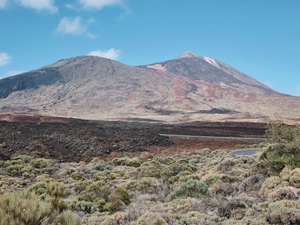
(177, 51, 200, 59)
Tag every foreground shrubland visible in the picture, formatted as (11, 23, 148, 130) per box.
(0, 123, 299, 224)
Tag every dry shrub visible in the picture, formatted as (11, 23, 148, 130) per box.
(289, 168, 300, 188)
(81, 212, 112, 225)
(216, 157, 236, 173)
(279, 166, 292, 181)
(173, 211, 219, 225)
(267, 200, 300, 225)
(235, 174, 265, 193)
(209, 181, 234, 196)
(135, 212, 167, 225)
(268, 187, 299, 202)
(260, 176, 289, 195)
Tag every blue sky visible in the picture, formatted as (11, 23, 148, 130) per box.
(0, 0, 299, 96)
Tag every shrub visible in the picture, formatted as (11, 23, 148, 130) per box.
(30, 158, 52, 169)
(51, 210, 80, 225)
(5, 163, 24, 176)
(257, 144, 293, 175)
(138, 162, 161, 178)
(74, 180, 92, 193)
(161, 162, 196, 178)
(260, 176, 289, 195)
(205, 173, 238, 186)
(112, 157, 142, 167)
(289, 168, 300, 188)
(26, 181, 67, 211)
(105, 186, 130, 213)
(139, 177, 159, 193)
(154, 156, 175, 165)
(89, 158, 111, 171)
(258, 123, 300, 175)
(136, 212, 167, 225)
(0, 192, 51, 225)
(70, 200, 98, 214)
(12, 155, 33, 163)
(167, 179, 210, 201)
(79, 181, 110, 212)
(268, 187, 299, 202)
(70, 171, 85, 181)
(266, 200, 300, 224)
(25, 181, 48, 196)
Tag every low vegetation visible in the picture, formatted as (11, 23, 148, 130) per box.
(0, 122, 299, 224)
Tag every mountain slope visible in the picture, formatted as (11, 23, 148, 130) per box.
(146, 52, 276, 95)
(0, 53, 299, 123)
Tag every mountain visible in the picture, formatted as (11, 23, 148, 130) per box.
(0, 52, 299, 123)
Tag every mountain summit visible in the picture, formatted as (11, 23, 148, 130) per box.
(177, 51, 200, 58)
(0, 53, 299, 123)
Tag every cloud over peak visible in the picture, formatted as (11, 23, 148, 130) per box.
(55, 17, 86, 36)
(0, 52, 12, 66)
(88, 48, 120, 60)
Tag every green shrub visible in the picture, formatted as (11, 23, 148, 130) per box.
(258, 123, 300, 175)
(167, 179, 210, 201)
(89, 158, 112, 171)
(12, 155, 33, 163)
(30, 158, 52, 169)
(138, 162, 162, 178)
(70, 200, 97, 213)
(41, 210, 81, 225)
(257, 144, 298, 175)
(154, 156, 175, 165)
(46, 181, 66, 198)
(79, 181, 109, 209)
(112, 157, 142, 167)
(53, 210, 80, 225)
(0, 192, 51, 225)
(161, 162, 196, 178)
(105, 186, 130, 213)
(5, 163, 24, 176)
(25, 181, 48, 196)
(70, 171, 85, 181)
(139, 177, 159, 193)
(74, 180, 92, 193)
(26, 181, 67, 211)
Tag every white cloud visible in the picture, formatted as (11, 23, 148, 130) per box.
(55, 17, 87, 36)
(79, 0, 122, 10)
(6, 70, 25, 76)
(0, 0, 7, 8)
(88, 48, 120, 60)
(0, 52, 11, 66)
(15, 0, 58, 13)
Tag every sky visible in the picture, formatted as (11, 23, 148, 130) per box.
(0, 0, 299, 96)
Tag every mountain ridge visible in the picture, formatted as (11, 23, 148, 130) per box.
(0, 52, 299, 123)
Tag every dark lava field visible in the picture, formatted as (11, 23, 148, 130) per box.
(0, 116, 266, 162)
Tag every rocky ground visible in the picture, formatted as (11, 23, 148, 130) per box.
(0, 115, 266, 162)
